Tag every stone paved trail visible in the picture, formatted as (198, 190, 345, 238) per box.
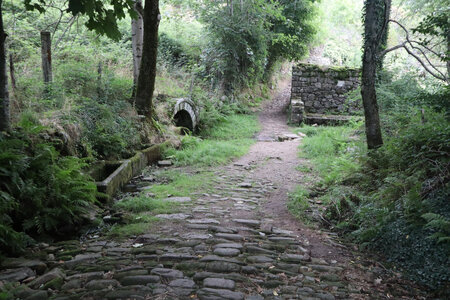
(1, 82, 428, 299)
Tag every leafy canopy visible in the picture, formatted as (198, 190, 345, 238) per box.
(23, 0, 136, 40)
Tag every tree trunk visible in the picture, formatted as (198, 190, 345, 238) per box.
(9, 53, 16, 91)
(361, 0, 385, 149)
(135, 0, 160, 118)
(0, 0, 10, 132)
(447, 32, 450, 78)
(97, 61, 103, 99)
(132, 0, 144, 97)
(376, 0, 391, 72)
(40, 31, 52, 86)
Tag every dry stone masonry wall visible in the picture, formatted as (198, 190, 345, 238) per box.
(290, 63, 361, 117)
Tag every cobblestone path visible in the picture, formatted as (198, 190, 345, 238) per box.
(0, 82, 427, 299)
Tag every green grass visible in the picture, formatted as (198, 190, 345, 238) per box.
(115, 171, 215, 213)
(108, 221, 156, 238)
(288, 124, 363, 221)
(114, 196, 181, 214)
(294, 124, 362, 186)
(201, 114, 260, 140)
(165, 114, 260, 166)
(287, 186, 311, 220)
(150, 170, 215, 198)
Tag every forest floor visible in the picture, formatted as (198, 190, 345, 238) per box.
(0, 82, 431, 299)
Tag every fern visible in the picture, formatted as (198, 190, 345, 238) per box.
(422, 213, 450, 244)
(0, 131, 97, 255)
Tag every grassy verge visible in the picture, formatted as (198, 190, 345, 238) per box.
(109, 170, 216, 237)
(288, 123, 364, 222)
(291, 114, 450, 293)
(165, 114, 260, 166)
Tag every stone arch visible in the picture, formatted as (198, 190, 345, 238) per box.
(172, 98, 198, 132)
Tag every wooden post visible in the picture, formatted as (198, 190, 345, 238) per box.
(40, 31, 52, 85)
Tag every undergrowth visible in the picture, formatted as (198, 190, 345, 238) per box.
(0, 128, 97, 255)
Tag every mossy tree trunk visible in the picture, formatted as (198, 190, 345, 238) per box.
(0, 0, 10, 132)
(361, 0, 391, 149)
(135, 0, 160, 119)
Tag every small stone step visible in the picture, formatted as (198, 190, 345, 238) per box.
(157, 160, 172, 167)
(232, 219, 260, 228)
(213, 248, 241, 257)
(215, 233, 244, 241)
(197, 288, 244, 300)
(203, 277, 236, 290)
(188, 219, 221, 225)
(120, 275, 160, 286)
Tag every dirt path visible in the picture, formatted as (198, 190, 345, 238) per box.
(0, 83, 428, 299)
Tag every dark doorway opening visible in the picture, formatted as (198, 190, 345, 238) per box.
(174, 110, 193, 134)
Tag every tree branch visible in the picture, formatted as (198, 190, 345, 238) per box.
(379, 42, 406, 56)
(379, 19, 448, 82)
(402, 44, 447, 81)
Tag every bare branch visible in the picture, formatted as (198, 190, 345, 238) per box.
(403, 44, 447, 81)
(379, 42, 406, 56)
(54, 16, 76, 50)
(380, 19, 448, 82)
(409, 43, 445, 76)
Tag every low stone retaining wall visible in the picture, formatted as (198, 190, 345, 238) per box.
(94, 142, 169, 199)
(290, 63, 361, 124)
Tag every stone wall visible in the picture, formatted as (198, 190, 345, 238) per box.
(291, 63, 361, 115)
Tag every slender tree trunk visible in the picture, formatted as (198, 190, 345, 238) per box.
(97, 61, 103, 99)
(9, 53, 15, 91)
(447, 32, 450, 78)
(132, 0, 144, 97)
(0, 0, 10, 132)
(361, 0, 386, 149)
(135, 0, 160, 118)
(40, 31, 52, 87)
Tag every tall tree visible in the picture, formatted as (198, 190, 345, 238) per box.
(0, 0, 9, 132)
(134, 0, 160, 118)
(132, 0, 144, 96)
(361, 0, 391, 149)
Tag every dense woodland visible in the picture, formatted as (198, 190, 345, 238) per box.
(0, 0, 449, 297)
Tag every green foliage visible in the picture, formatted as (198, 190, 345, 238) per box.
(412, 5, 449, 65)
(312, 0, 363, 67)
(265, 0, 316, 76)
(295, 123, 363, 186)
(23, 0, 135, 41)
(108, 221, 154, 238)
(158, 33, 190, 67)
(78, 97, 141, 160)
(0, 130, 97, 255)
(288, 186, 311, 220)
(115, 195, 180, 214)
(295, 77, 450, 289)
(200, 0, 316, 91)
